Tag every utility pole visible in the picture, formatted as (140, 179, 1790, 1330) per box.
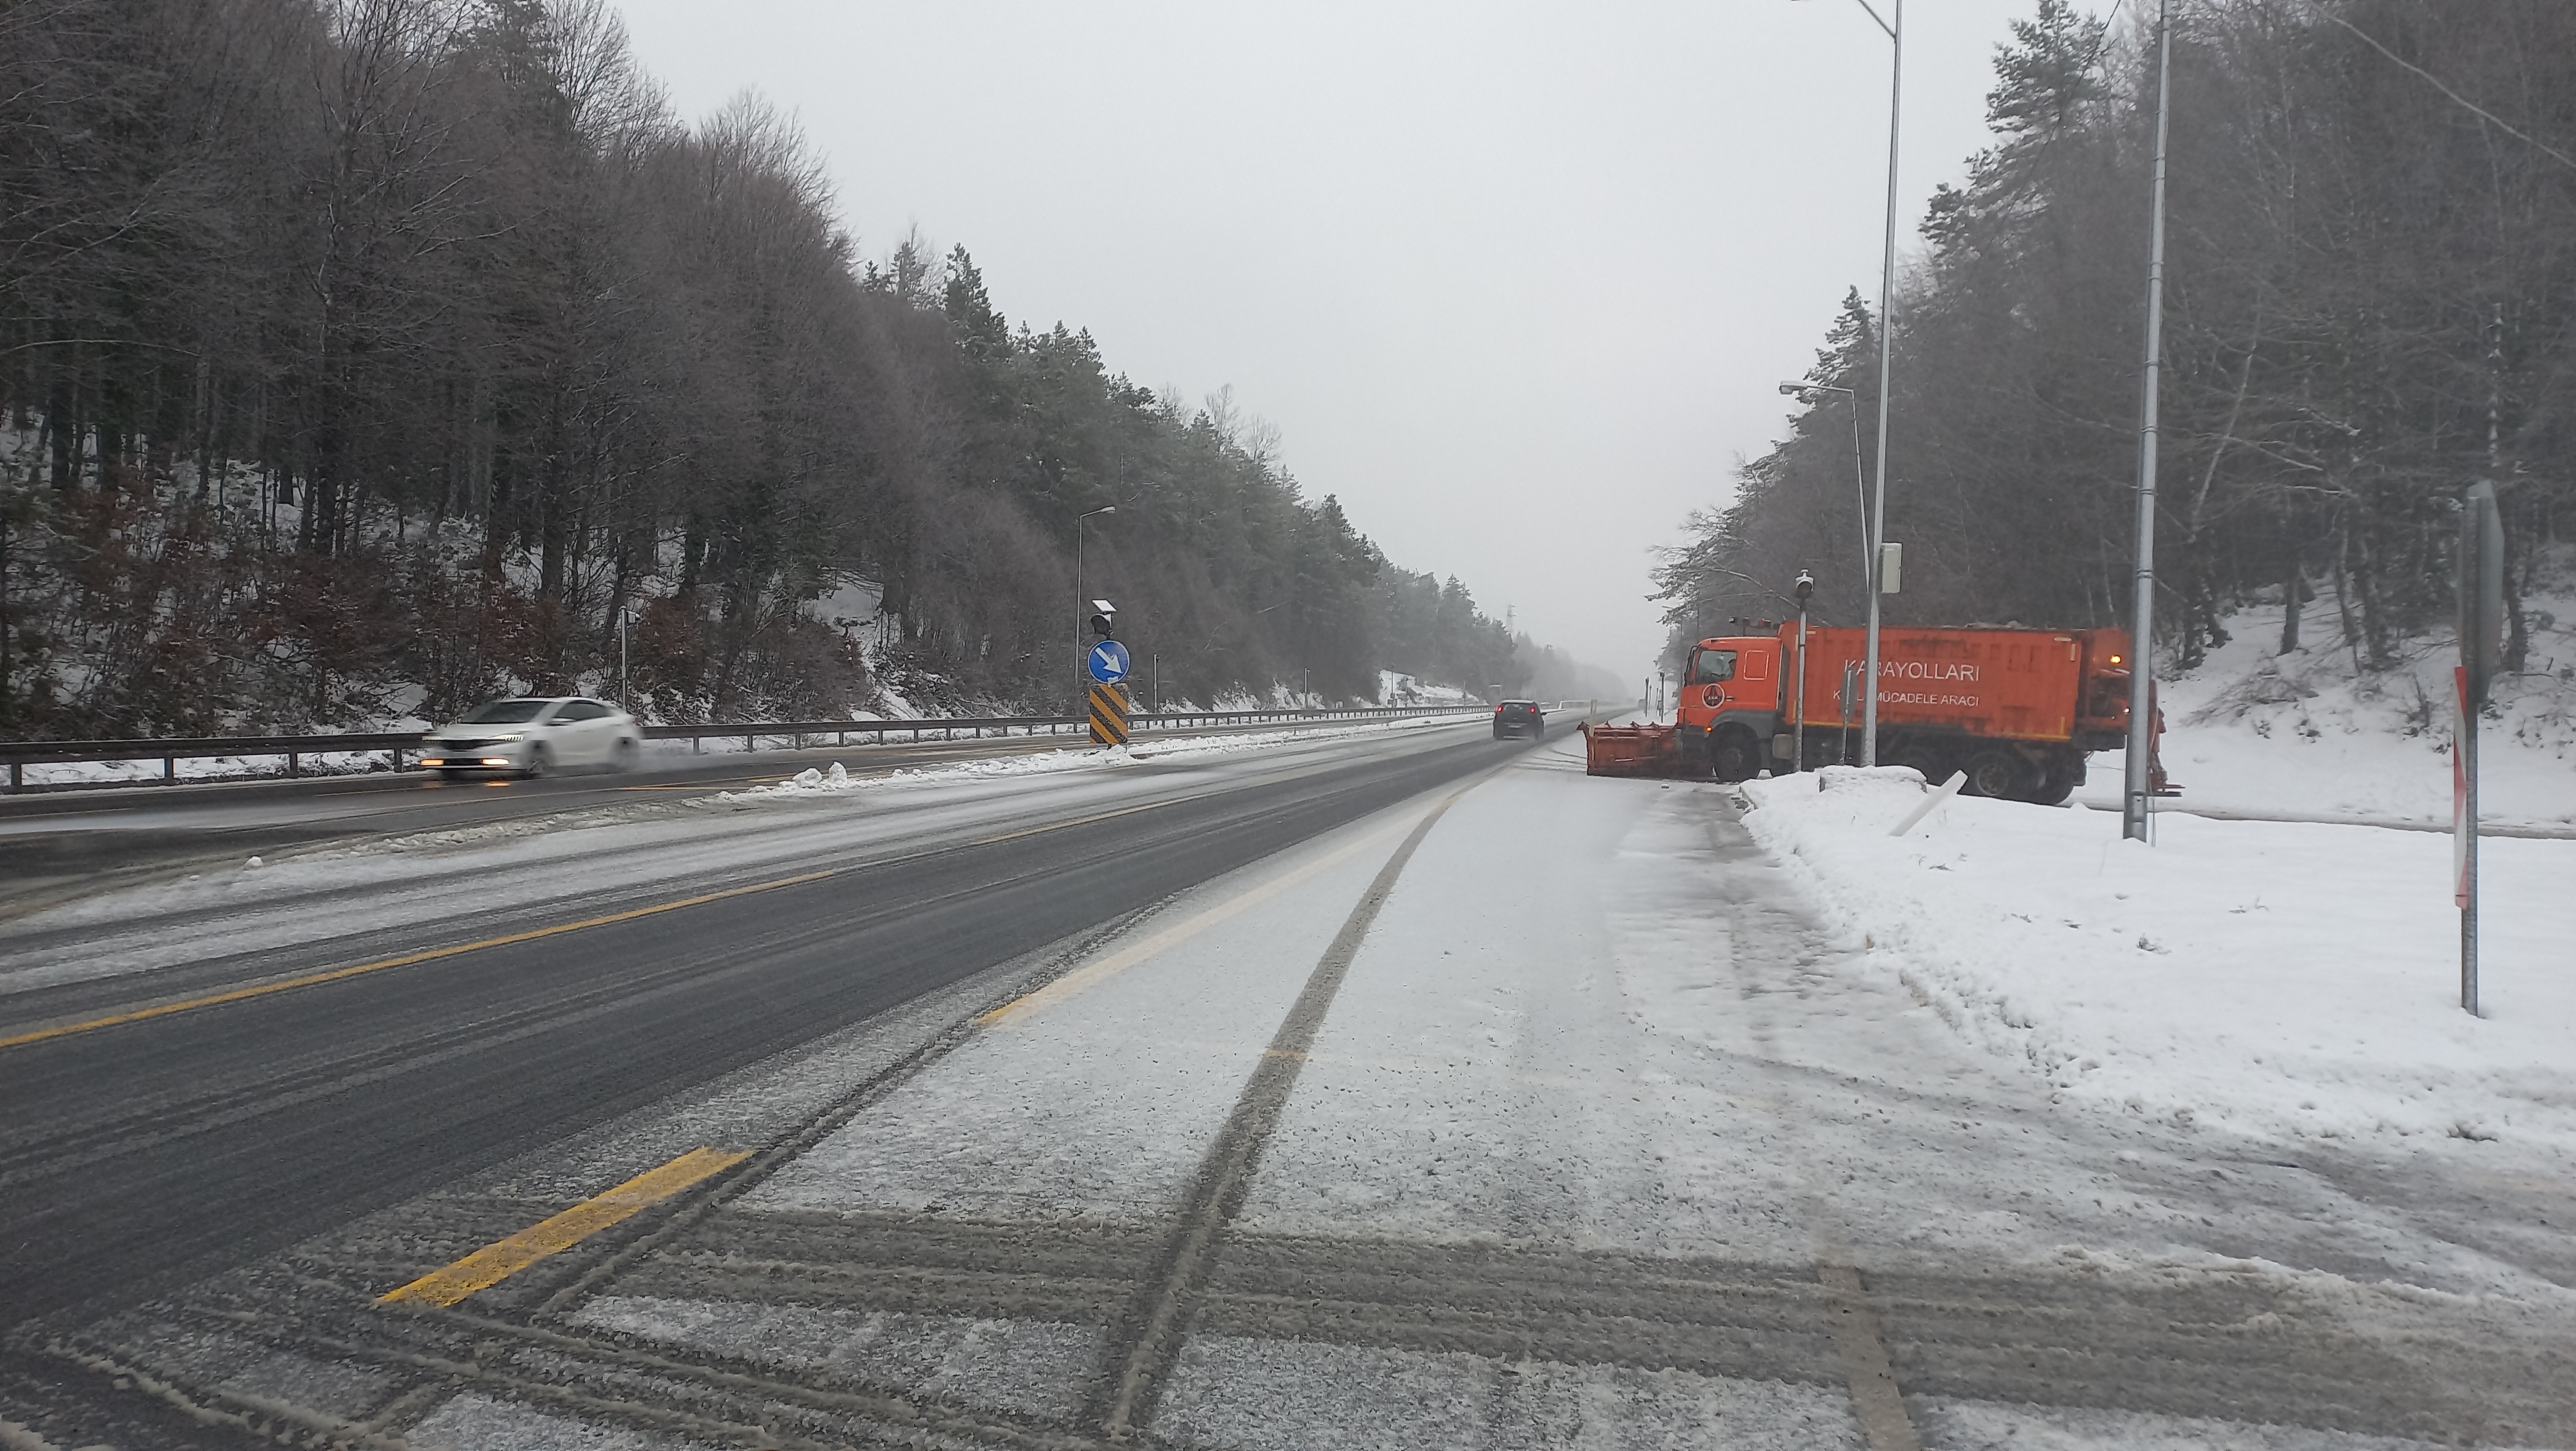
(2123, 0, 2174, 843)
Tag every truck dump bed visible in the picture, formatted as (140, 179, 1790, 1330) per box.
(1785, 626, 2130, 747)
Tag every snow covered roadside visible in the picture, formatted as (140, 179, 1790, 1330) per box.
(2077, 589, 2576, 829)
(726, 714, 1476, 800)
(10, 750, 400, 788)
(1741, 767, 2576, 1155)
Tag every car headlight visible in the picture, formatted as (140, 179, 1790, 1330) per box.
(494, 733, 524, 743)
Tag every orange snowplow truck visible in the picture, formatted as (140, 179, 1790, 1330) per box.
(1585, 624, 2167, 803)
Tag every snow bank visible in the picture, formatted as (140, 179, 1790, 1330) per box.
(1741, 767, 2576, 1154)
(12, 749, 402, 787)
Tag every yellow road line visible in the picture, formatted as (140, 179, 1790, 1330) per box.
(977, 813, 1417, 1027)
(0, 871, 843, 1052)
(3, 791, 1218, 1053)
(379, 1146, 750, 1306)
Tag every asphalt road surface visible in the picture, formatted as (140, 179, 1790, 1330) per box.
(0, 715, 1472, 918)
(2, 717, 2566, 1449)
(0, 719, 1541, 1437)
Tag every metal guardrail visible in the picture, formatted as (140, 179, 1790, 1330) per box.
(0, 704, 1489, 792)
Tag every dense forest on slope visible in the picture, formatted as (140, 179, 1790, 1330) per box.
(0, 0, 1584, 737)
(1660, 0, 2576, 684)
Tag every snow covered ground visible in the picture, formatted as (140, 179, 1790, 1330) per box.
(2080, 588, 2576, 829)
(1743, 767, 2576, 1157)
(9, 749, 407, 788)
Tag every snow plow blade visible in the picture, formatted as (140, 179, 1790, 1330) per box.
(1582, 721, 1683, 778)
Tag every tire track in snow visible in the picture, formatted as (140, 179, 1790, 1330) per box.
(1089, 786, 1473, 1442)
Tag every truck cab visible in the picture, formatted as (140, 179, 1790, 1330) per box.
(1675, 634, 1784, 780)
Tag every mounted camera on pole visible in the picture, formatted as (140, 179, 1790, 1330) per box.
(2455, 483, 2504, 1016)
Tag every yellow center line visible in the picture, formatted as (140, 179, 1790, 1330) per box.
(0, 870, 845, 1051)
(1, 789, 1221, 1053)
(379, 1146, 750, 1307)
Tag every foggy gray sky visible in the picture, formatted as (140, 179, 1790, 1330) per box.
(612, 1, 2074, 681)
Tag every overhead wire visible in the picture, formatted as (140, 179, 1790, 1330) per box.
(2313, 6, 2576, 175)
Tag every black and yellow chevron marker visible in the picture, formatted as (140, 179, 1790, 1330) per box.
(1088, 683, 1129, 747)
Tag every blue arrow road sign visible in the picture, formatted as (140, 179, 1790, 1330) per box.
(1087, 639, 1132, 684)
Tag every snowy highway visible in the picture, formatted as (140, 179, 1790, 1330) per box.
(0, 717, 1475, 922)
(2, 718, 2570, 1448)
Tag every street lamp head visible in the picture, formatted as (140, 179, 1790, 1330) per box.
(1779, 382, 1806, 396)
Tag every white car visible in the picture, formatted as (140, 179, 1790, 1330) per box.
(419, 697, 641, 780)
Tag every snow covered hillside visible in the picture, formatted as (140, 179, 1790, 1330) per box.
(2084, 576, 2576, 828)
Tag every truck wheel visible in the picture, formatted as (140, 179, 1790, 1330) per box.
(2032, 751, 2081, 805)
(1963, 748, 2029, 800)
(1676, 730, 1709, 778)
(1711, 727, 1762, 782)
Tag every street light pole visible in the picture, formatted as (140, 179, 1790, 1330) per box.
(2122, 0, 2173, 843)
(1794, 0, 1901, 767)
(1072, 504, 1115, 685)
(1860, 0, 1901, 768)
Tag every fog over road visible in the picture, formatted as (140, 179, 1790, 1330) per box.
(1, 720, 2565, 1448)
